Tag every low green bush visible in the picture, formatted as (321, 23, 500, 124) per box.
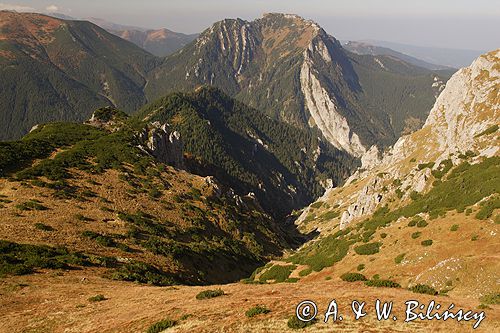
(421, 239, 433, 246)
(240, 278, 265, 285)
(394, 253, 405, 264)
(15, 200, 48, 211)
(432, 159, 453, 179)
(245, 305, 270, 317)
(88, 294, 106, 302)
(298, 268, 312, 277)
(310, 201, 324, 209)
(408, 216, 424, 227)
(111, 261, 175, 286)
(450, 224, 459, 231)
(287, 315, 317, 329)
(409, 284, 438, 295)
(411, 232, 421, 239)
(340, 272, 367, 282)
(319, 210, 340, 220)
(418, 162, 435, 170)
(0, 240, 91, 277)
(357, 264, 365, 271)
(81, 231, 116, 247)
(354, 242, 381, 255)
(259, 265, 295, 283)
(287, 235, 352, 272)
(75, 214, 93, 222)
(196, 289, 225, 300)
(146, 318, 177, 333)
(417, 220, 428, 228)
(475, 196, 499, 220)
(148, 187, 162, 199)
(365, 279, 401, 288)
(34, 223, 54, 231)
(475, 124, 498, 138)
(410, 191, 422, 201)
(285, 278, 300, 283)
(479, 292, 500, 305)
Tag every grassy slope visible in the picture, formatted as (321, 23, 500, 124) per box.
(1, 271, 498, 332)
(0, 115, 284, 285)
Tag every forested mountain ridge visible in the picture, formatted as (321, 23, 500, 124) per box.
(0, 11, 158, 140)
(343, 40, 455, 70)
(137, 86, 358, 218)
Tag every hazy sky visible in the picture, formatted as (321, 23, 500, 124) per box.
(2, 0, 499, 50)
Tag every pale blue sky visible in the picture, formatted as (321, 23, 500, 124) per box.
(1, 0, 499, 50)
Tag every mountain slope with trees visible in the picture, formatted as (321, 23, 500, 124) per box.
(137, 87, 358, 218)
(0, 11, 158, 140)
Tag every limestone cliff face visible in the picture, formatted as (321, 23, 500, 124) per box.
(378, 49, 499, 171)
(423, 50, 499, 158)
(298, 49, 499, 230)
(137, 122, 185, 169)
(193, 18, 259, 82)
(300, 34, 366, 157)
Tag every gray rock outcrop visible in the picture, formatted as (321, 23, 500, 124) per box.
(137, 122, 184, 168)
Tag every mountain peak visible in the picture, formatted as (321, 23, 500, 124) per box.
(258, 12, 322, 34)
(147, 13, 448, 157)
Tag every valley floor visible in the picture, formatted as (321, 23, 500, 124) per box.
(0, 269, 498, 332)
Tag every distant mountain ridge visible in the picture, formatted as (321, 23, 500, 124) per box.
(1, 11, 451, 158)
(110, 28, 198, 57)
(360, 39, 485, 69)
(48, 15, 198, 57)
(82, 17, 198, 57)
(343, 40, 454, 70)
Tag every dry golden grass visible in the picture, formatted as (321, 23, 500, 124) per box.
(0, 270, 497, 333)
